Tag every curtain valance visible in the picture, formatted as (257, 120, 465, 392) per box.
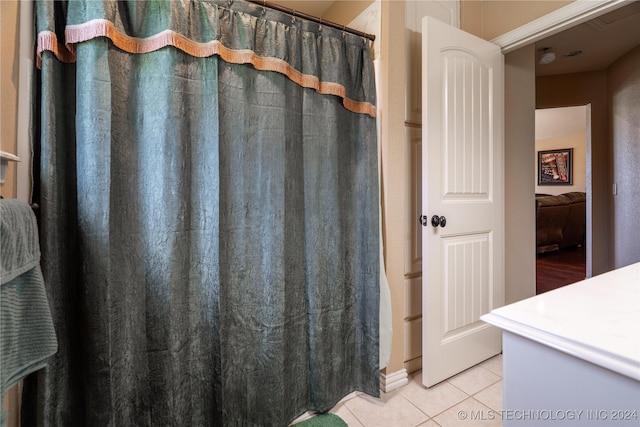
(36, 0, 377, 117)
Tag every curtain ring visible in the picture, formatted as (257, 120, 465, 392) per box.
(291, 10, 296, 24)
(318, 18, 322, 32)
(262, 0, 266, 14)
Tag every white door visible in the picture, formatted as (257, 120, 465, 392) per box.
(421, 16, 505, 387)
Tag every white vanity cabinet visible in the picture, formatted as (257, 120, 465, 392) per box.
(482, 263, 640, 426)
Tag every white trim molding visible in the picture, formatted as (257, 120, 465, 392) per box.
(492, 0, 630, 53)
(379, 368, 408, 393)
(17, 0, 34, 203)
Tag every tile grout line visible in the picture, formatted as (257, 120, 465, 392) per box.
(343, 404, 366, 427)
(342, 356, 504, 427)
(396, 393, 435, 426)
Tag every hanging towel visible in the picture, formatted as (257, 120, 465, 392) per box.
(0, 199, 57, 426)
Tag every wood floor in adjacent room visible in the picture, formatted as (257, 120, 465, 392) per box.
(536, 245, 586, 294)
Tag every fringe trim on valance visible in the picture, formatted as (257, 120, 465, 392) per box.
(36, 31, 76, 66)
(36, 19, 376, 118)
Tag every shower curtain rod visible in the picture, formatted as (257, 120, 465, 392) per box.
(246, 0, 376, 42)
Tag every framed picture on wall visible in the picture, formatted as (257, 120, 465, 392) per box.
(538, 148, 573, 185)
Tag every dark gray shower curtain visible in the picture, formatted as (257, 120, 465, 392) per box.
(24, 1, 379, 426)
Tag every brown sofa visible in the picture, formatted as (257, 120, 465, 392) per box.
(536, 192, 586, 253)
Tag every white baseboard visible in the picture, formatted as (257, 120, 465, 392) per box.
(379, 368, 409, 393)
(404, 356, 422, 375)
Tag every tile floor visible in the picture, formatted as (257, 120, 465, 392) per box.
(330, 355, 504, 427)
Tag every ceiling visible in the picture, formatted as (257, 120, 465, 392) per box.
(534, 1, 640, 76)
(272, 1, 640, 78)
(534, 2, 640, 140)
(269, 0, 335, 19)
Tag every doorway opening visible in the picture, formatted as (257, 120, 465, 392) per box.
(534, 105, 590, 294)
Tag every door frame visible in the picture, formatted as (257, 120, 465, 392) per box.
(534, 104, 592, 281)
(493, 0, 624, 284)
(492, 0, 629, 54)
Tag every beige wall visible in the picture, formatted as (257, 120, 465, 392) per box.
(0, 1, 20, 198)
(1, 5, 22, 412)
(378, 0, 407, 374)
(535, 133, 587, 196)
(504, 44, 537, 304)
(461, 0, 571, 40)
(607, 46, 640, 269)
(323, 0, 373, 27)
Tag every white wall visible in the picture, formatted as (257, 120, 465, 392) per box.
(535, 106, 587, 196)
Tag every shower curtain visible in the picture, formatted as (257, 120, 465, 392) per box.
(23, 1, 379, 426)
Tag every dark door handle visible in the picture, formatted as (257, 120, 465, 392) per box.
(419, 215, 428, 226)
(431, 215, 447, 228)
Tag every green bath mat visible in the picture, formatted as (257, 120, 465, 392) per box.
(292, 413, 348, 427)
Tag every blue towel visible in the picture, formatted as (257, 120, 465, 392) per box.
(1, 199, 57, 426)
(1, 200, 40, 283)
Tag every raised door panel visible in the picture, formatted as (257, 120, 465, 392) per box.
(405, 1, 460, 124)
(404, 317, 422, 363)
(404, 276, 422, 319)
(405, 126, 423, 275)
(442, 233, 492, 341)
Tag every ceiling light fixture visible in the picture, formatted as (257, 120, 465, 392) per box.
(538, 47, 556, 65)
(564, 50, 583, 57)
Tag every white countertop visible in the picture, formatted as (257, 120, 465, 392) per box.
(482, 262, 640, 381)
